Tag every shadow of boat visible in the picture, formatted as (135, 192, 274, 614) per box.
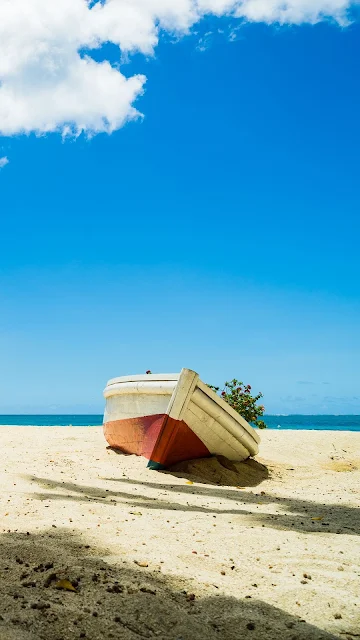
(163, 455, 270, 487)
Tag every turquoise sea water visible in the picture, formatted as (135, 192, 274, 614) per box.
(263, 415, 360, 432)
(0, 415, 103, 426)
(0, 415, 359, 431)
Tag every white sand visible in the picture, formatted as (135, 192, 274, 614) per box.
(0, 426, 359, 640)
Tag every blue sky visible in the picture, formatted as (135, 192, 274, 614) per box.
(0, 8, 359, 414)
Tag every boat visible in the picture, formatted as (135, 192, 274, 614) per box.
(103, 368, 260, 469)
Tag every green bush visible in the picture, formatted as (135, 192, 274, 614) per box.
(208, 379, 267, 429)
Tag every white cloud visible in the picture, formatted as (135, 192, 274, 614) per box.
(0, 0, 355, 138)
(233, 0, 353, 24)
(0, 156, 9, 168)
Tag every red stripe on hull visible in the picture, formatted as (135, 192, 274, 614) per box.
(103, 414, 210, 467)
(103, 414, 166, 459)
(151, 415, 210, 466)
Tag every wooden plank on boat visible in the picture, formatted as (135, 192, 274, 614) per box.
(197, 379, 261, 444)
(167, 368, 199, 421)
(184, 400, 250, 460)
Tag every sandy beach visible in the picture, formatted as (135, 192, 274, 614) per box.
(0, 426, 359, 640)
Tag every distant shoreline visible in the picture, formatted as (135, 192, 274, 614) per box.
(0, 422, 360, 434)
(0, 413, 359, 417)
(0, 414, 359, 431)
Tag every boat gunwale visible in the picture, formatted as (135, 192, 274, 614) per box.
(106, 373, 180, 387)
(104, 380, 177, 398)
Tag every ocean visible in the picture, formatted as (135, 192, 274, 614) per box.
(0, 414, 359, 431)
(262, 415, 360, 432)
